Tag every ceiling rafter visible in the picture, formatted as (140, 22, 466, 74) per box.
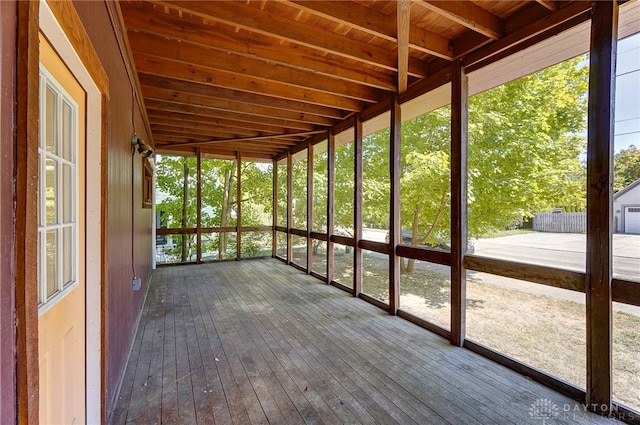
(134, 54, 365, 111)
(162, 130, 326, 149)
(144, 99, 319, 132)
(419, 0, 504, 40)
(141, 86, 334, 127)
(117, 0, 585, 158)
(397, 0, 411, 93)
(157, 0, 436, 73)
(119, 2, 398, 90)
(536, 0, 559, 12)
(147, 111, 317, 135)
(288, 0, 453, 59)
(138, 73, 344, 120)
(127, 30, 384, 102)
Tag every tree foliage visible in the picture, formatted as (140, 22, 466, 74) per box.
(467, 56, 588, 236)
(363, 127, 390, 229)
(614, 144, 640, 192)
(155, 155, 272, 262)
(396, 56, 588, 273)
(334, 141, 355, 236)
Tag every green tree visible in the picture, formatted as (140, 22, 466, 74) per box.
(200, 157, 236, 259)
(156, 156, 273, 261)
(468, 56, 588, 237)
(394, 56, 589, 273)
(291, 154, 307, 229)
(614, 144, 640, 192)
(400, 106, 451, 273)
(363, 127, 390, 229)
(334, 141, 355, 237)
(156, 155, 198, 262)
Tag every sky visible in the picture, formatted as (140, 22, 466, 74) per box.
(615, 32, 640, 153)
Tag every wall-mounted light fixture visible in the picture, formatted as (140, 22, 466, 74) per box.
(131, 132, 154, 158)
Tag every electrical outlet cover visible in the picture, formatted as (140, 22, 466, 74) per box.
(132, 277, 141, 291)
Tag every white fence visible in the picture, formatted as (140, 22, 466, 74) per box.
(532, 211, 586, 233)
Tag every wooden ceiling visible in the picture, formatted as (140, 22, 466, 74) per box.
(117, 0, 593, 160)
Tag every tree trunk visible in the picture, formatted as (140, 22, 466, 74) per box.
(404, 205, 421, 274)
(181, 160, 189, 262)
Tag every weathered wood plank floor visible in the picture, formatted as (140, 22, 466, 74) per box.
(111, 259, 620, 425)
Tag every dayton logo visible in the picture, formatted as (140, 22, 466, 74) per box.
(529, 398, 560, 424)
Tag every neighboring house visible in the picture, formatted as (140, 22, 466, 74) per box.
(614, 178, 640, 234)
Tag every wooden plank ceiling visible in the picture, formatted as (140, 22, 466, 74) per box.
(118, 0, 589, 160)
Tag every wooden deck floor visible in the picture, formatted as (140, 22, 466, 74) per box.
(111, 259, 620, 425)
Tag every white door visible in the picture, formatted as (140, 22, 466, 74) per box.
(38, 33, 86, 425)
(625, 206, 640, 234)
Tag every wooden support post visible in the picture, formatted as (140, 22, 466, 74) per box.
(236, 151, 242, 260)
(287, 152, 293, 264)
(389, 95, 401, 315)
(0, 1, 18, 422)
(354, 115, 363, 297)
(272, 158, 277, 258)
(451, 59, 469, 347)
(307, 144, 313, 274)
(586, 0, 617, 415)
(196, 148, 202, 263)
(15, 1, 40, 422)
(396, 0, 410, 93)
(327, 132, 335, 284)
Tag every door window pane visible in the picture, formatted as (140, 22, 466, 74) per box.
(62, 100, 73, 161)
(38, 72, 79, 309)
(62, 226, 73, 286)
(62, 164, 72, 223)
(46, 159, 58, 224)
(45, 86, 57, 154)
(46, 230, 58, 298)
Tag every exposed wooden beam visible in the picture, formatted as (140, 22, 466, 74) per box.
(389, 95, 401, 314)
(138, 73, 344, 119)
(144, 101, 317, 132)
(289, 0, 453, 60)
(536, 0, 558, 12)
(158, 145, 275, 160)
(327, 131, 335, 286)
(287, 152, 293, 263)
(450, 60, 468, 348)
(150, 125, 259, 141)
(420, 0, 504, 40)
(156, 141, 291, 155)
(127, 30, 383, 102)
(134, 54, 365, 111)
(462, 1, 593, 67)
(196, 149, 202, 262)
(120, 1, 398, 90)
(162, 131, 325, 149)
(397, 0, 410, 94)
(586, 0, 617, 415)
(147, 112, 275, 134)
(307, 145, 313, 274)
(141, 85, 334, 127)
(272, 159, 278, 258)
(354, 116, 363, 297)
(153, 128, 300, 143)
(236, 152, 242, 260)
(158, 0, 437, 73)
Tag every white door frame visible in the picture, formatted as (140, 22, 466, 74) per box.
(39, 2, 102, 422)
